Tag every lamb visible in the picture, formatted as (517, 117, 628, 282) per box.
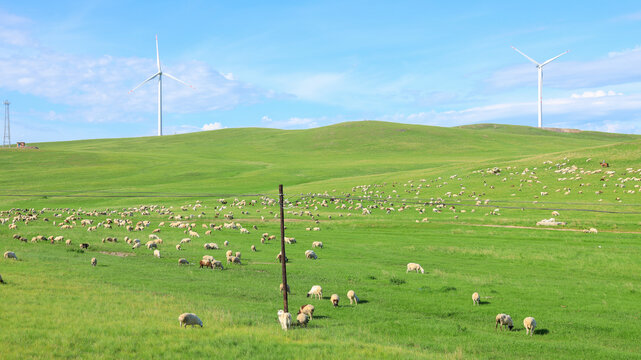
(154, 249, 161, 258)
(307, 285, 322, 299)
(178, 313, 203, 328)
(4, 251, 17, 260)
(226, 250, 233, 258)
(297, 313, 309, 327)
(523, 317, 537, 336)
(188, 230, 200, 238)
(251, 245, 256, 252)
(298, 304, 315, 319)
(406, 263, 424, 274)
(311, 241, 323, 249)
(472, 292, 480, 305)
(80, 243, 89, 249)
(330, 294, 340, 307)
(132, 242, 141, 249)
(176, 244, 182, 251)
(277, 310, 292, 331)
(212, 260, 224, 270)
(280, 283, 290, 294)
(551, 211, 560, 216)
(65, 239, 72, 246)
(224, 240, 229, 246)
(178, 258, 190, 265)
(495, 313, 514, 331)
(199, 260, 213, 269)
(228, 256, 241, 265)
(347, 290, 359, 305)
(235, 251, 241, 259)
(180, 238, 191, 244)
(305, 250, 318, 260)
(91, 257, 97, 266)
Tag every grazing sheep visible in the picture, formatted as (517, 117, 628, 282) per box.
(305, 250, 317, 260)
(472, 292, 480, 306)
(347, 290, 359, 305)
(280, 283, 290, 294)
(406, 263, 424, 274)
(178, 258, 190, 265)
(199, 260, 213, 269)
(277, 252, 288, 263)
(584, 227, 598, 234)
(224, 240, 229, 247)
(284, 237, 296, 244)
(212, 260, 224, 270)
(3, 251, 17, 260)
(225, 250, 233, 258)
(311, 241, 323, 249)
(228, 256, 241, 265)
(277, 310, 292, 331)
(153, 249, 161, 258)
(80, 243, 89, 249)
(251, 245, 256, 252)
(495, 314, 514, 331)
(202, 255, 215, 262)
(65, 239, 72, 246)
(176, 244, 182, 251)
(235, 251, 241, 259)
(178, 313, 203, 328)
(307, 285, 323, 299)
(180, 238, 191, 244)
(91, 257, 97, 266)
(551, 211, 560, 217)
(188, 230, 200, 238)
(299, 304, 315, 319)
(330, 294, 340, 307)
(524, 317, 537, 336)
(297, 313, 309, 327)
(132, 242, 141, 249)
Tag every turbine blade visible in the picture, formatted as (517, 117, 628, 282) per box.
(511, 46, 540, 66)
(163, 72, 195, 89)
(129, 72, 160, 93)
(541, 50, 569, 67)
(156, 35, 161, 72)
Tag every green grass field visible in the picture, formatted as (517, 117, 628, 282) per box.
(1, 121, 641, 359)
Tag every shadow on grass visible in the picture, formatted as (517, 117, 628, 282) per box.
(479, 300, 491, 305)
(357, 299, 369, 304)
(312, 315, 329, 320)
(534, 329, 549, 335)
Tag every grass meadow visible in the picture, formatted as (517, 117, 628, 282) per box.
(1, 121, 641, 359)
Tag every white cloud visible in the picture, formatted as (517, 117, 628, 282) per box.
(202, 122, 224, 131)
(571, 90, 623, 98)
(261, 115, 273, 123)
(0, 11, 280, 125)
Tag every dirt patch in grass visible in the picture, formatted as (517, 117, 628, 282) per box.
(99, 251, 135, 257)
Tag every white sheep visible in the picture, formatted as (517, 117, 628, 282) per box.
(311, 241, 323, 249)
(347, 290, 359, 305)
(495, 313, 514, 331)
(178, 313, 203, 328)
(65, 239, 72, 246)
(178, 258, 189, 265)
(523, 317, 537, 336)
(4, 251, 17, 260)
(225, 250, 233, 258)
(305, 250, 317, 260)
(176, 244, 182, 251)
(307, 285, 323, 299)
(251, 245, 256, 252)
(154, 249, 161, 258)
(91, 257, 97, 266)
(551, 211, 560, 216)
(472, 292, 480, 306)
(330, 294, 340, 307)
(299, 304, 315, 319)
(188, 230, 200, 238)
(180, 238, 191, 244)
(202, 255, 215, 263)
(277, 310, 292, 331)
(406, 263, 424, 274)
(132, 242, 141, 249)
(224, 240, 229, 246)
(297, 313, 309, 327)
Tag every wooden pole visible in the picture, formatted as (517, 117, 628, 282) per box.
(279, 184, 288, 313)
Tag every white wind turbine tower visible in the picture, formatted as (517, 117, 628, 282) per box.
(130, 35, 194, 136)
(512, 46, 569, 128)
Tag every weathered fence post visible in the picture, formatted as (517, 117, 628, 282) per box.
(279, 184, 288, 313)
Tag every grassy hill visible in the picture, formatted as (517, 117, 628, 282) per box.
(1, 121, 641, 359)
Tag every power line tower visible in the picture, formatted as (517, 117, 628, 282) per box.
(3, 100, 10, 147)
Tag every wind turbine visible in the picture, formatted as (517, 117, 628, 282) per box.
(512, 46, 568, 128)
(130, 35, 194, 136)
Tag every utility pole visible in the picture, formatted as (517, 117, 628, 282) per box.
(279, 184, 289, 313)
(3, 100, 10, 147)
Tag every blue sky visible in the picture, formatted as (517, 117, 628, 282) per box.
(1, 1, 641, 142)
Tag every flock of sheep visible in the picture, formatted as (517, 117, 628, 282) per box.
(3, 158, 615, 336)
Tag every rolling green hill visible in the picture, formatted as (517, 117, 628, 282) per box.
(2, 121, 641, 359)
